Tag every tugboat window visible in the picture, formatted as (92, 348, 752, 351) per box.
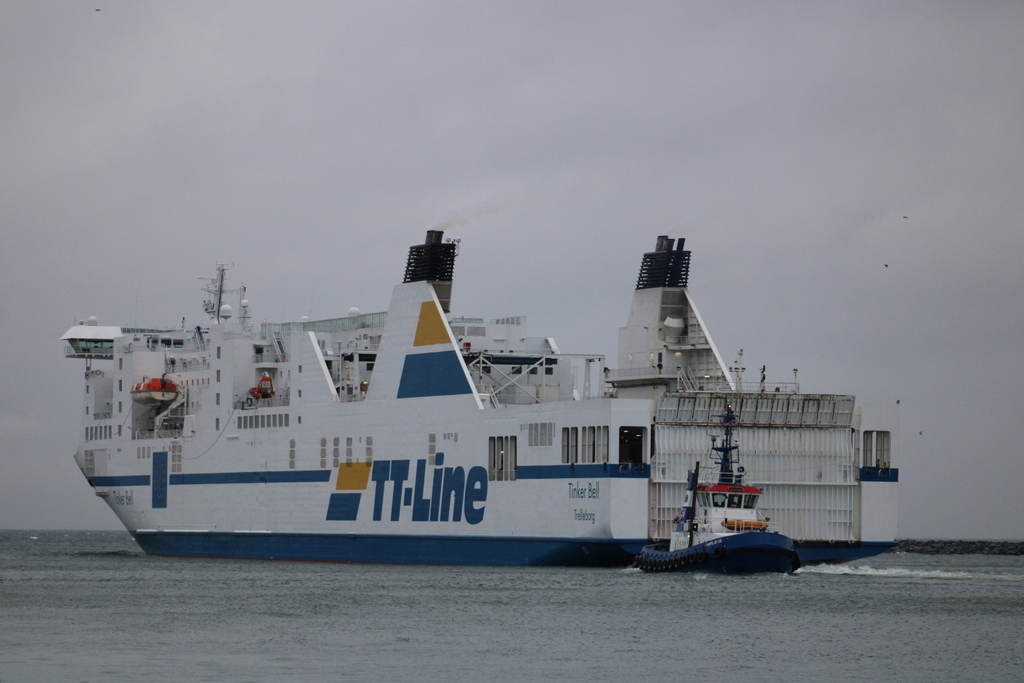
(711, 493, 727, 507)
(727, 494, 742, 508)
(743, 495, 758, 509)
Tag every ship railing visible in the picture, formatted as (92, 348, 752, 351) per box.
(166, 358, 210, 373)
(679, 519, 784, 538)
(729, 380, 801, 394)
(607, 366, 664, 381)
(709, 516, 783, 535)
(139, 339, 207, 354)
(607, 365, 736, 391)
(132, 429, 183, 441)
(336, 342, 380, 353)
(236, 393, 291, 410)
(465, 352, 605, 405)
(261, 312, 387, 336)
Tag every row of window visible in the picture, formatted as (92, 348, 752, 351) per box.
(526, 422, 555, 447)
(561, 426, 610, 464)
(862, 430, 892, 467)
(287, 436, 374, 469)
(488, 436, 517, 481)
(86, 425, 115, 441)
(696, 491, 758, 509)
(238, 413, 290, 430)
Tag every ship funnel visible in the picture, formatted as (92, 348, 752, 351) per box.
(403, 230, 458, 312)
(635, 235, 691, 289)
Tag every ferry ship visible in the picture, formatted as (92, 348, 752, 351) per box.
(62, 232, 898, 565)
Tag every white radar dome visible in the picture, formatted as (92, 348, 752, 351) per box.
(87, 316, 98, 326)
(241, 299, 249, 307)
(347, 307, 360, 317)
(300, 315, 310, 322)
(219, 304, 233, 320)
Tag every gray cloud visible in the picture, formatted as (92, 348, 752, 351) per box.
(2, 1, 1022, 539)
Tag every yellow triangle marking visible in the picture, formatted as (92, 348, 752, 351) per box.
(413, 300, 450, 347)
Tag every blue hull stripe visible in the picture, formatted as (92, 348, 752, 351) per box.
(91, 475, 152, 487)
(132, 530, 647, 567)
(91, 465, 646, 489)
(859, 467, 899, 482)
(168, 470, 332, 485)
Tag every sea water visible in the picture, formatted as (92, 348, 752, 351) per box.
(1, 531, 1021, 682)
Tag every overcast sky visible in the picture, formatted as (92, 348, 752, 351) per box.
(2, 1, 1022, 540)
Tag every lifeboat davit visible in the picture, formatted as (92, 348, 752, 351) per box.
(249, 374, 275, 400)
(131, 375, 178, 406)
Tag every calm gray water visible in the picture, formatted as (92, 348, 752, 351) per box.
(1, 531, 1022, 682)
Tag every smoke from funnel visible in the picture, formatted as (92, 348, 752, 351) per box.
(431, 202, 510, 232)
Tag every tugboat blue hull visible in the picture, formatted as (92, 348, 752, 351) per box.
(634, 532, 798, 574)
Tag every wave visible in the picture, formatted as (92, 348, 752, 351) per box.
(796, 564, 1024, 581)
(67, 550, 144, 558)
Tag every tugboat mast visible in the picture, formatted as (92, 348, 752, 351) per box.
(711, 405, 743, 485)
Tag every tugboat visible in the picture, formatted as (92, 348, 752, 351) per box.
(634, 405, 799, 574)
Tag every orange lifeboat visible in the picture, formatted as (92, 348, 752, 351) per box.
(130, 375, 179, 406)
(249, 374, 275, 400)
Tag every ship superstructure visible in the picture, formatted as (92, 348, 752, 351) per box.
(62, 232, 898, 565)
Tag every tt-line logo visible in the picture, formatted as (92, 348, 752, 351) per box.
(370, 454, 488, 524)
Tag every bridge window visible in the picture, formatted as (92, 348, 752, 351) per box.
(727, 494, 742, 509)
(711, 493, 727, 507)
(743, 494, 758, 509)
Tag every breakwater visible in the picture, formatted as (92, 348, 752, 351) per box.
(892, 539, 1024, 555)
